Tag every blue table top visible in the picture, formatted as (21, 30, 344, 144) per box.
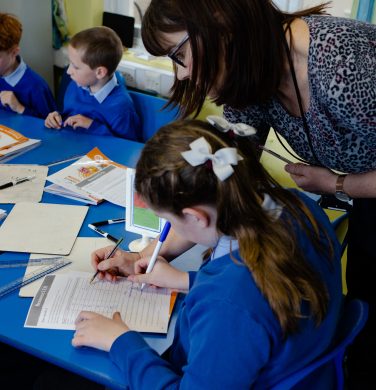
(0, 111, 175, 389)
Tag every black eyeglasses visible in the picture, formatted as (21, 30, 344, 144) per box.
(167, 34, 189, 68)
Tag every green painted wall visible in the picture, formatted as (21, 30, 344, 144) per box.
(65, 0, 103, 36)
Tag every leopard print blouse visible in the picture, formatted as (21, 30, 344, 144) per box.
(224, 15, 376, 173)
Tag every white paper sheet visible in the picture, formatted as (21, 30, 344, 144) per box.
(19, 237, 113, 297)
(25, 271, 171, 333)
(80, 164, 126, 207)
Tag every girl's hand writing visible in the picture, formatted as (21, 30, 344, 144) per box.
(91, 246, 140, 281)
(127, 256, 189, 291)
(72, 311, 128, 351)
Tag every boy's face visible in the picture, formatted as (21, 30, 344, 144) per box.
(0, 46, 19, 77)
(67, 45, 98, 88)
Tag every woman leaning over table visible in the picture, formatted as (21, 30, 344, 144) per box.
(92, 1, 376, 387)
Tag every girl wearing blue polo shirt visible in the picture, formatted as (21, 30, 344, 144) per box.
(74, 120, 342, 389)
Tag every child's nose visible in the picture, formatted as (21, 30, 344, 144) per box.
(176, 64, 191, 81)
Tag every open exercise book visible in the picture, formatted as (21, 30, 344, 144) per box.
(44, 147, 127, 206)
(0, 124, 40, 163)
(25, 271, 176, 334)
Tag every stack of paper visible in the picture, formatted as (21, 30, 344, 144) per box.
(44, 147, 127, 206)
(0, 125, 41, 162)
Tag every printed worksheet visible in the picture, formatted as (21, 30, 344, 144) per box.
(46, 147, 127, 206)
(19, 237, 113, 297)
(0, 124, 28, 149)
(25, 272, 172, 333)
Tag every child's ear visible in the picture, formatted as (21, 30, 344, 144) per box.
(95, 66, 108, 80)
(182, 207, 210, 228)
(10, 45, 20, 57)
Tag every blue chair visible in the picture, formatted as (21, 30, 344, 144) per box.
(128, 90, 179, 142)
(270, 299, 369, 390)
(56, 66, 71, 111)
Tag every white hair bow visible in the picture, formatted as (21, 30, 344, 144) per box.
(181, 137, 243, 181)
(206, 115, 257, 136)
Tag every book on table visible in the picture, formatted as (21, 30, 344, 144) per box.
(44, 147, 127, 206)
(0, 124, 40, 162)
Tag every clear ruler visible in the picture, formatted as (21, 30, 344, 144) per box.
(0, 256, 64, 269)
(0, 258, 72, 298)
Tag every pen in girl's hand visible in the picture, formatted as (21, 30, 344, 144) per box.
(89, 237, 124, 284)
(140, 221, 171, 290)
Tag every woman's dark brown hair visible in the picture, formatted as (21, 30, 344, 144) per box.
(142, 0, 330, 117)
(135, 119, 335, 335)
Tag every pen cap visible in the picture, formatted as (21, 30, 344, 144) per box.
(159, 221, 171, 242)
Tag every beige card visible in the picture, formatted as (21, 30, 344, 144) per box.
(0, 202, 88, 255)
(0, 164, 48, 203)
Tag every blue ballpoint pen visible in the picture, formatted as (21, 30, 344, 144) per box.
(140, 221, 171, 290)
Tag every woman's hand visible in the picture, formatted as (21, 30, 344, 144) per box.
(72, 311, 128, 351)
(285, 163, 337, 194)
(128, 256, 189, 291)
(91, 246, 140, 281)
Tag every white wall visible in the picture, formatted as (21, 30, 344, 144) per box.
(301, 0, 353, 17)
(0, 0, 54, 89)
(274, 0, 354, 17)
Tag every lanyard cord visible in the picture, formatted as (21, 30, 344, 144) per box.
(276, 25, 324, 167)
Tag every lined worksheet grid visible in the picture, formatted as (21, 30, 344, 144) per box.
(41, 275, 170, 333)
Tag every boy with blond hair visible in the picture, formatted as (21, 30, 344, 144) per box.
(45, 26, 140, 140)
(0, 13, 56, 118)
